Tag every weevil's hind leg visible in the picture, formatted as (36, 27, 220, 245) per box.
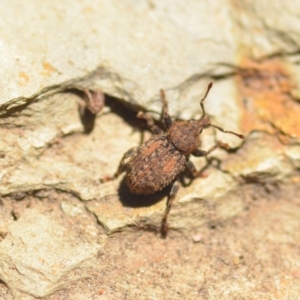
(137, 112, 163, 134)
(100, 146, 139, 183)
(160, 89, 172, 129)
(161, 179, 180, 238)
(114, 147, 139, 178)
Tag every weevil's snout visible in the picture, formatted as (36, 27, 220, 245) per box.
(198, 115, 211, 131)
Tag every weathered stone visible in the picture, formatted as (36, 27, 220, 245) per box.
(0, 208, 101, 298)
(1, 0, 300, 298)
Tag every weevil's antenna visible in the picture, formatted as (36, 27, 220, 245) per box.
(211, 124, 245, 139)
(200, 82, 213, 118)
(199, 82, 245, 139)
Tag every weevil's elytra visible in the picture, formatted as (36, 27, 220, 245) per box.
(101, 82, 245, 237)
(126, 135, 186, 195)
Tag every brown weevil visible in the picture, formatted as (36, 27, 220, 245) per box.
(102, 83, 244, 237)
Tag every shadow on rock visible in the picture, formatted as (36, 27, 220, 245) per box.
(117, 177, 170, 208)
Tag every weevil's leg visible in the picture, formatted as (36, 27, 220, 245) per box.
(137, 111, 163, 134)
(79, 89, 105, 114)
(161, 179, 180, 238)
(74, 88, 105, 115)
(182, 159, 210, 186)
(160, 89, 172, 129)
(185, 160, 198, 177)
(192, 143, 219, 157)
(114, 147, 139, 177)
(100, 147, 139, 183)
(184, 159, 211, 182)
(78, 89, 105, 134)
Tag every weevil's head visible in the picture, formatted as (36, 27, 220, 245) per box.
(196, 115, 211, 132)
(166, 83, 214, 156)
(167, 82, 244, 155)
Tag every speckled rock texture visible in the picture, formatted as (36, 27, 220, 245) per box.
(0, 1, 300, 299)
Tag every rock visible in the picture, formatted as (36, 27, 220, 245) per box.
(0, 208, 101, 298)
(1, 0, 300, 298)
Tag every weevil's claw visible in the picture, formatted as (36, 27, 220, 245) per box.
(217, 141, 230, 149)
(160, 222, 169, 238)
(99, 175, 116, 183)
(195, 172, 209, 179)
(137, 111, 145, 119)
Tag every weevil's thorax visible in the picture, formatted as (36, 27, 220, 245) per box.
(166, 120, 200, 155)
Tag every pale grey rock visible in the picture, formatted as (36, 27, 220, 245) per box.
(232, 1, 300, 57)
(222, 132, 294, 182)
(284, 145, 300, 169)
(0, 208, 101, 298)
(0, 1, 237, 105)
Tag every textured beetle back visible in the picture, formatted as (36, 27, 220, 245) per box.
(126, 135, 186, 195)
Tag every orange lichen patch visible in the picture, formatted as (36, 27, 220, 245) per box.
(255, 93, 300, 138)
(236, 58, 299, 140)
(238, 59, 291, 94)
(291, 176, 300, 184)
(18, 72, 30, 86)
(40, 62, 57, 76)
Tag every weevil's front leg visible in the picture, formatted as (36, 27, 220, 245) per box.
(100, 147, 139, 183)
(137, 112, 163, 134)
(193, 144, 218, 157)
(192, 141, 229, 157)
(137, 89, 172, 134)
(161, 179, 180, 238)
(185, 141, 230, 179)
(186, 141, 229, 177)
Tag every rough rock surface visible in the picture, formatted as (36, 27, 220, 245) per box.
(1, 0, 300, 299)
